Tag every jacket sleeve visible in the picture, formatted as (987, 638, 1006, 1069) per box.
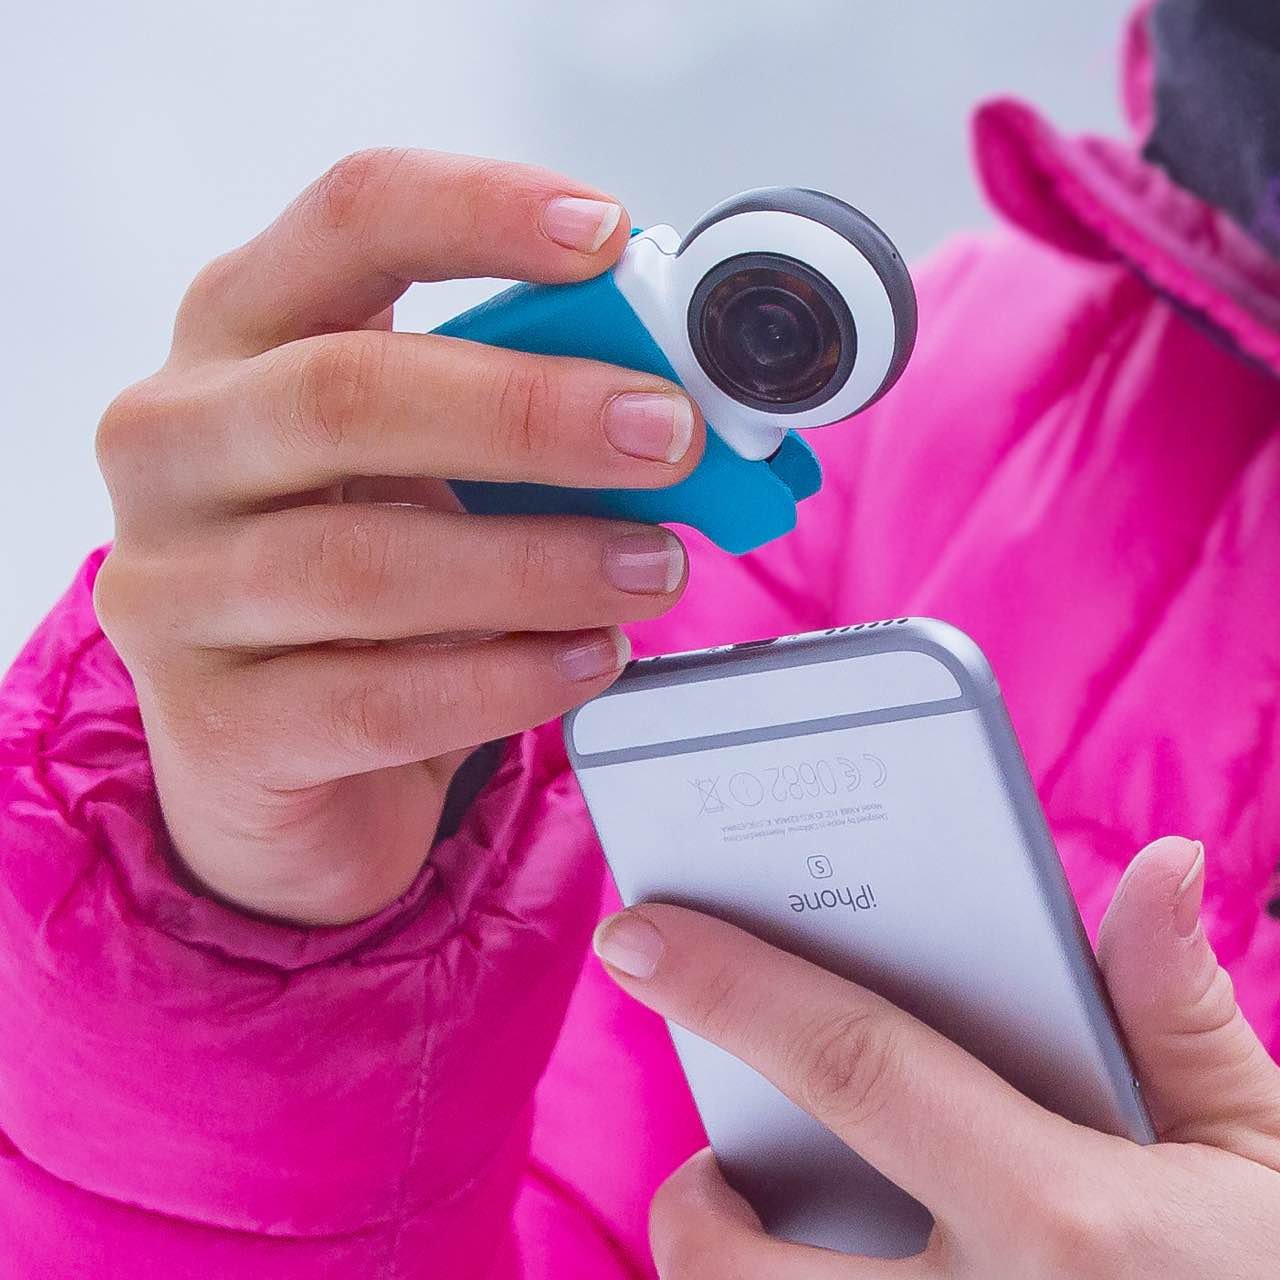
(0, 549, 604, 1279)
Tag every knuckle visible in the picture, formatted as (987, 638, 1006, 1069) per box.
(650, 1202, 722, 1280)
(797, 1009, 902, 1132)
(326, 678, 405, 759)
(287, 335, 383, 454)
(94, 549, 204, 676)
(433, 651, 493, 721)
(455, 155, 529, 221)
(300, 511, 397, 617)
(91, 552, 136, 644)
(509, 529, 560, 599)
(95, 378, 165, 478)
(1032, 1173, 1137, 1272)
(1184, 958, 1241, 1039)
(492, 358, 563, 466)
(458, 154, 519, 197)
(178, 251, 239, 320)
(308, 148, 410, 236)
(683, 959, 746, 1047)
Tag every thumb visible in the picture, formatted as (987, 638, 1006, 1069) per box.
(1097, 836, 1280, 1166)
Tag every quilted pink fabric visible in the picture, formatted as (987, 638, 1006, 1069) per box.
(2, 14, 1278, 1276)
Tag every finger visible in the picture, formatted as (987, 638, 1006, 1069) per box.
(162, 507, 688, 645)
(173, 149, 631, 357)
(240, 331, 702, 497)
(99, 336, 703, 531)
(181, 333, 702, 511)
(592, 904, 1082, 1222)
(223, 627, 630, 789)
(650, 1150, 939, 1279)
(1097, 837, 1280, 1166)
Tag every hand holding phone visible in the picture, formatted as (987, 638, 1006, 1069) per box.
(594, 855, 1280, 1279)
(566, 620, 1154, 1257)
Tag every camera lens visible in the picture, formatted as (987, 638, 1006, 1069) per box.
(689, 254, 856, 412)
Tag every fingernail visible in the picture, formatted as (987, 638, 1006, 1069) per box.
(555, 628, 631, 683)
(605, 393, 695, 463)
(1174, 841, 1206, 939)
(542, 197, 623, 253)
(593, 910, 664, 979)
(603, 530, 686, 595)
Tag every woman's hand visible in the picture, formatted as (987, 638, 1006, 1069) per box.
(594, 836, 1280, 1277)
(93, 149, 703, 925)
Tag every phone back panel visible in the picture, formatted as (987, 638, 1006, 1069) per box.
(565, 620, 1154, 1259)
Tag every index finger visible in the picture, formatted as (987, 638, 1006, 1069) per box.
(594, 904, 1085, 1222)
(174, 149, 631, 358)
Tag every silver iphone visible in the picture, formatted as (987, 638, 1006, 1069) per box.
(564, 619, 1154, 1259)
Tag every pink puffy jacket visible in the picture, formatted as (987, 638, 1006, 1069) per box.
(3, 13, 1279, 1279)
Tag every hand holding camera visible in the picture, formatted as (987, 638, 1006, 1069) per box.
(93, 149, 704, 924)
(93, 149, 914, 925)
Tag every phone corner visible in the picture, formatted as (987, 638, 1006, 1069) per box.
(903, 618, 1002, 704)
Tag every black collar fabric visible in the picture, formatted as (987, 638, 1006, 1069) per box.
(1145, 0, 1280, 256)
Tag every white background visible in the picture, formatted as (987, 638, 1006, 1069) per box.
(0, 1, 1131, 665)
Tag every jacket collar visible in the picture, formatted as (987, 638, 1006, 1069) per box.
(971, 2, 1280, 379)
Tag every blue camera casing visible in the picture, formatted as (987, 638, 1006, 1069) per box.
(434, 192, 916, 555)
(435, 258, 820, 555)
